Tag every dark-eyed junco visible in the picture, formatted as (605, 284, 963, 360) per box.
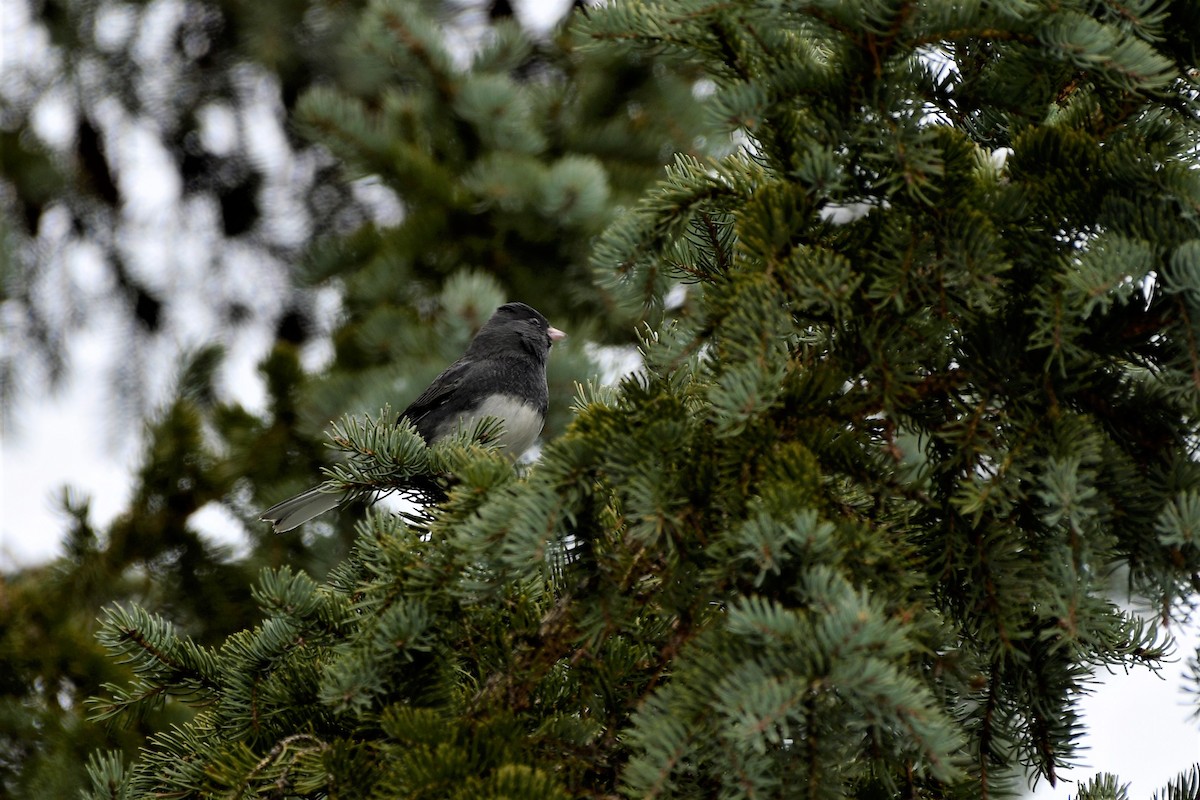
(261, 302, 565, 532)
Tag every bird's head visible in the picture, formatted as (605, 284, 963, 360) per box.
(470, 302, 566, 360)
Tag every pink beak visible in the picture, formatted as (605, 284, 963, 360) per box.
(548, 326, 566, 344)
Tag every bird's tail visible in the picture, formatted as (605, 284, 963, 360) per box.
(260, 486, 346, 533)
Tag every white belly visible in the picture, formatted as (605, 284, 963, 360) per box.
(439, 394, 544, 458)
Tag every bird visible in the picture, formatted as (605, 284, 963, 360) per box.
(261, 302, 566, 532)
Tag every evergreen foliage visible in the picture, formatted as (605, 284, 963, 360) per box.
(9, 0, 1200, 797)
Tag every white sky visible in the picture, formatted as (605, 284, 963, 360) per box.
(0, 0, 1197, 794)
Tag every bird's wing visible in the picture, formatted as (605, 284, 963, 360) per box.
(399, 357, 478, 434)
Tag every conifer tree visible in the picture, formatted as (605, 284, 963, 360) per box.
(80, 0, 1200, 798)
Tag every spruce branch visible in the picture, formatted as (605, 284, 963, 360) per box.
(313, 406, 507, 506)
(89, 605, 220, 722)
(237, 733, 330, 799)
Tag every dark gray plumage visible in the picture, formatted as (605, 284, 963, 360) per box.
(261, 302, 565, 532)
